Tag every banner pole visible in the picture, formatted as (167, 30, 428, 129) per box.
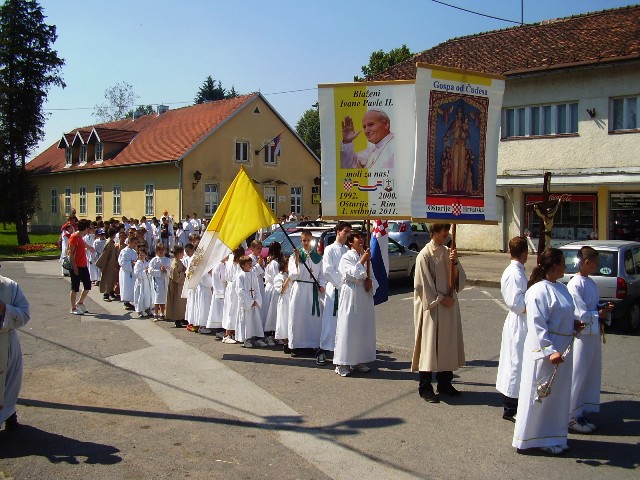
(449, 223, 457, 295)
(278, 224, 321, 288)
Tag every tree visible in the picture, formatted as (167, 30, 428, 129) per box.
(354, 44, 413, 82)
(194, 76, 226, 104)
(93, 81, 139, 122)
(296, 107, 320, 159)
(0, 0, 65, 244)
(125, 104, 154, 119)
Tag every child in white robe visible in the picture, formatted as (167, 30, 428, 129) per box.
(333, 232, 377, 377)
(274, 258, 290, 350)
(207, 259, 227, 337)
(182, 243, 197, 331)
(133, 248, 153, 317)
(148, 243, 171, 320)
(93, 229, 106, 284)
(118, 237, 138, 310)
(236, 256, 267, 348)
(84, 227, 98, 284)
(496, 236, 528, 423)
(60, 225, 73, 276)
(567, 246, 613, 433)
(262, 242, 284, 346)
(222, 246, 245, 344)
(194, 270, 213, 334)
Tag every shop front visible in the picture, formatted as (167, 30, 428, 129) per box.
(610, 192, 640, 241)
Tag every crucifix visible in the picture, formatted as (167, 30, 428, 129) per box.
(527, 172, 561, 263)
(249, 286, 255, 299)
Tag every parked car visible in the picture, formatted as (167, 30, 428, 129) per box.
(260, 227, 331, 258)
(559, 240, 640, 332)
(387, 221, 431, 251)
(318, 229, 417, 281)
(281, 220, 330, 232)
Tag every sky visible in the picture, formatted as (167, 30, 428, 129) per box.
(32, 0, 634, 159)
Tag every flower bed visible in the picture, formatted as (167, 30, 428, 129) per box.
(14, 243, 60, 254)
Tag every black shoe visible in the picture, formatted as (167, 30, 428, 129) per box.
(123, 302, 135, 310)
(290, 348, 300, 357)
(175, 321, 183, 328)
(4, 413, 19, 431)
(502, 414, 516, 423)
(316, 351, 327, 365)
(283, 345, 291, 354)
(437, 383, 461, 397)
(103, 294, 111, 302)
(419, 388, 440, 403)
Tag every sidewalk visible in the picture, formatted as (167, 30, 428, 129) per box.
(458, 250, 536, 288)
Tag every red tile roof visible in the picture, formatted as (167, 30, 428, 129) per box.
(374, 5, 640, 81)
(28, 94, 258, 174)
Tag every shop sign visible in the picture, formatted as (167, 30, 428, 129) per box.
(610, 193, 640, 210)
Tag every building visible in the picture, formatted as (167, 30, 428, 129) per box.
(375, 5, 640, 250)
(27, 93, 320, 231)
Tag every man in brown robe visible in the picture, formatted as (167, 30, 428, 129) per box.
(412, 223, 466, 403)
(96, 227, 119, 301)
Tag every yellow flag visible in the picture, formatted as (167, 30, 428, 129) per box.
(185, 166, 278, 290)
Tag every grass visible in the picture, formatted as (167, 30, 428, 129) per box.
(0, 224, 61, 258)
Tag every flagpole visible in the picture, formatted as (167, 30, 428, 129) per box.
(255, 130, 285, 155)
(365, 219, 372, 292)
(449, 223, 457, 295)
(278, 223, 321, 288)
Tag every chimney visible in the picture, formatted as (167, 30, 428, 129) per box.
(157, 105, 169, 115)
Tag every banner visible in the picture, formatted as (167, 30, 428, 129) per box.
(412, 64, 505, 222)
(318, 81, 415, 219)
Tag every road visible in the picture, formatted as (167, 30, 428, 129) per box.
(0, 260, 638, 479)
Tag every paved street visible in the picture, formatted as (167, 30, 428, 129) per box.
(0, 259, 638, 479)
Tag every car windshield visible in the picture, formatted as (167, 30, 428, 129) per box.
(281, 236, 320, 256)
(263, 231, 288, 247)
(563, 249, 618, 277)
(387, 222, 404, 233)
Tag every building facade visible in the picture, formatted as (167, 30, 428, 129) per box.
(27, 93, 321, 231)
(375, 5, 640, 251)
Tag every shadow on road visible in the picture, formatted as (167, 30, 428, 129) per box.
(0, 424, 122, 464)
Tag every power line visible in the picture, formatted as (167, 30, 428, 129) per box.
(431, 0, 526, 25)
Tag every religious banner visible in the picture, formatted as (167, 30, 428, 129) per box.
(411, 63, 505, 222)
(318, 81, 415, 219)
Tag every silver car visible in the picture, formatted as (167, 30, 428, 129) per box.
(387, 221, 431, 251)
(559, 240, 640, 332)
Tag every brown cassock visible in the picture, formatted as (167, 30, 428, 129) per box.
(411, 240, 466, 372)
(166, 258, 187, 321)
(96, 238, 118, 294)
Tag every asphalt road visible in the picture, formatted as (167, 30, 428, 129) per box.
(0, 260, 638, 479)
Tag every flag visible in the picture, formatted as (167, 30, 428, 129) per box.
(273, 134, 281, 158)
(370, 220, 389, 305)
(185, 166, 278, 290)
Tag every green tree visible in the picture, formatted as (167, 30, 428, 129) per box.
(93, 81, 138, 122)
(125, 104, 155, 119)
(296, 107, 320, 159)
(354, 44, 413, 81)
(194, 75, 226, 104)
(0, 0, 65, 244)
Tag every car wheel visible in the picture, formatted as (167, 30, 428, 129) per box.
(409, 243, 419, 251)
(624, 301, 640, 333)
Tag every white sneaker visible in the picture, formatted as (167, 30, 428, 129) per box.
(335, 365, 351, 377)
(243, 340, 253, 348)
(76, 303, 88, 314)
(265, 336, 276, 347)
(578, 415, 596, 431)
(198, 328, 212, 334)
(70, 308, 82, 315)
(222, 335, 233, 344)
(569, 417, 593, 434)
(253, 339, 268, 348)
(538, 445, 564, 455)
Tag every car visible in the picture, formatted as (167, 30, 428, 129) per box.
(318, 229, 417, 281)
(281, 220, 330, 232)
(387, 221, 431, 251)
(260, 226, 332, 258)
(559, 240, 640, 332)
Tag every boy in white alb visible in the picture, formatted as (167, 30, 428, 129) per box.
(207, 259, 227, 338)
(236, 256, 267, 348)
(148, 243, 171, 320)
(118, 237, 138, 311)
(133, 248, 153, 317)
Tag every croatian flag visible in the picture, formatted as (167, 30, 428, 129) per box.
(371, 220, 389, 305)
(273, 134, 281, 158)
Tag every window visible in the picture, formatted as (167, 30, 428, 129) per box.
(113, 185, 121, 215)
(95, 141, 103, 162)
(611, 95, 638, 132)
(235, 141, 249, 162)
(64, 188, 71, 215)
(264, 186, 276, 212)
(95, 185, 103, 215)
(80, 145, 87, 164)
(502, 102, 579, 138)
(264, 144, 277, 165)
(51, 188, 58, 214)
(65, 147, 72, 166)
(290, 187, 302, 215)
(144, 184, 154, 216)
(204, 184, 219, 216)
(79, 186, 87, 215)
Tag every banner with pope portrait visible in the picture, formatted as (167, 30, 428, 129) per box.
(318, 81, 415, 219)
(411, 63, 505, 222)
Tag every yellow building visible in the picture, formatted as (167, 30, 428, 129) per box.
(27, 93, 320, 230)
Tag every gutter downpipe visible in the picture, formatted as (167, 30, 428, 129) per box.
(497, 194, 507, 253)
(174, 160, 183, 221)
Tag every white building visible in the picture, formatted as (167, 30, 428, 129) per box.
(377, 5, 640, 250)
